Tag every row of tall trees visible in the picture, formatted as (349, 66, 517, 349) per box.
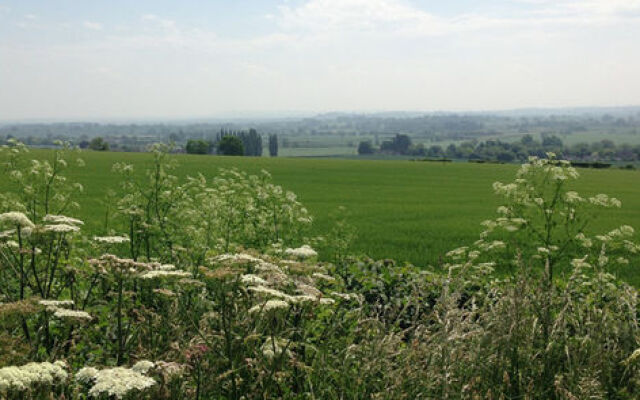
(184, 130, 279, 157)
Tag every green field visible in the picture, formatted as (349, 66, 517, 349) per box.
(4, 150, 640, 280)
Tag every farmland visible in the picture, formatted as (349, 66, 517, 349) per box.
(5, 148, 640, 282)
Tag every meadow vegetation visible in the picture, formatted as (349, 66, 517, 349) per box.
(0, 141, 639, 399)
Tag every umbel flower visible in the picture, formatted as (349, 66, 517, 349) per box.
(0, 212, 34, 229)
(93, 235, 130, 244)
(284, 245, 318, 259)
(0, 361, 68, 392)
(43, 214, 84, 226)
(75, 365, 156, 399)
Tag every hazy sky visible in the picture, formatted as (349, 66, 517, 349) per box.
(1, 0, 640, 121)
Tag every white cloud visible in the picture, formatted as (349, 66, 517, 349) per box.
(82, 21, 103, 31)
(141, 14, 177, 31)
(276, 0, 640, 40)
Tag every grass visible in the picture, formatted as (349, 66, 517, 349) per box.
(5, 149, 640, 282)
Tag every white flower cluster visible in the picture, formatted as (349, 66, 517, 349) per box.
(44, 224, 80, 233)
(39, 299, 92, 322)
(249, 299, 290, 314)
(39, 299, 74, 311)
(93, 235, 130, 244)
(241, 274, 269, 286)
(76, 365, 156, 399)
(0, 361, 67, 392)
(139, 269, 191, 280)
(261, 338, 292, 359)
(43, 214, 84, 226)
(214, 253, 264, 264)
(284, 245, 317, 260)
(589, 194, 622, 208)
(53, 308, 92, 322)
(0, 212, 34, 229)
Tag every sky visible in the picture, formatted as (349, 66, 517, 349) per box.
(1, 0, 640, 121)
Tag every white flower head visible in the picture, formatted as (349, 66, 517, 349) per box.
(86, 367, 156, 399)
(44, 224, 80, 233)
(284, 245, 317, 260)
(43, 214, 83, 226)
(93, 236, 130, 244)
(0, 212, 35, 229)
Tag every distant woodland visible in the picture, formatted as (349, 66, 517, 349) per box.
(2, 108, 640, 162)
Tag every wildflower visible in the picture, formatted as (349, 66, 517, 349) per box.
(589, 194, 622, 208)
(241, 274, 269, 286)
(616, 257, 629, 265)
(575, 233, 593, 248)
(312, 272, 336, 282)
(249, 299, 290, 314)
(214, 253, 263, 264)
(0, 229, 15, 239)
(291, 295, 318, 304)
(297, 283, 322, 298)
(39, 299, 74, 308)
(620, 225, 635, 237)
(131, 361, 155, 374)
(0, 212, 35, 228)
(0, 361, 67, 392)
(1, 240, 19, 249)
(284, 245, 318, 259)
(565, 191, 584, 203)
(43, 214, 84, 225)
(331, 292, 360, 301)
(537, 247, 550, 255)
(93, 236, 130, 244)
(53, 308, 92, 322)
(496, 206, 510, 215)
(85, 367, 156, 399)
(44, 224, 80, 233)
(248, 286, 295, 301)
(139, 270, 191, 280)
(261, 338, 292, 359)
(446, 247, 468, 259)
(75, 367, 99, 384)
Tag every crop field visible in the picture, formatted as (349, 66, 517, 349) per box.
(4, 149, 640, 282)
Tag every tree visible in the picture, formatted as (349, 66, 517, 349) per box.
(269, 134, 278, 157)
(357, 140, 374, 155)
(185, 139, 210, 155)
(89, 137, 109, 151)
(217, 136, 244, 156)
(379, 134, 412, 155)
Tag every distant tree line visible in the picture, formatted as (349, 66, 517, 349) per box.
(358, 133, 640, 162)
(183, 129, 267, 157)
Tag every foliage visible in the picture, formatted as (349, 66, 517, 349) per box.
(268, 134, 278, 157)
(185, 140, 211, 155)
(217, 136, 244, 156)
(216, 129, 262, 156)
(357, 140, 374, 155)
(89, 137, 110, 151)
